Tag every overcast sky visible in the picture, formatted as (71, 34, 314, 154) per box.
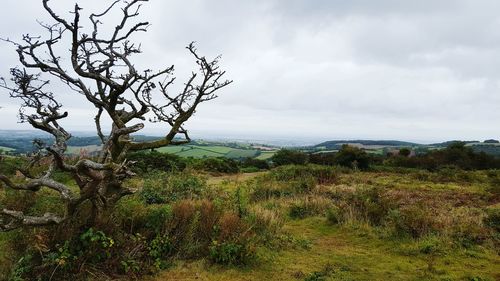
(0, 0, 499, 143)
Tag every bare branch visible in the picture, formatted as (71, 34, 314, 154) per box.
(0, 0, 231, 230)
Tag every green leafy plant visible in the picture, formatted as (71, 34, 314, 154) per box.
(209, 240, 255, 266)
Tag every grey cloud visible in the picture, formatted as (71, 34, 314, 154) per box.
(0, 0, 499, 142)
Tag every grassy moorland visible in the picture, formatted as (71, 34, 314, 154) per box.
(0, 143, 500, 281)
(0, 145, 499, 280)
(150, 169, 499, 281)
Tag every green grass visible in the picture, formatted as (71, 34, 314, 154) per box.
(156, 145, 259, 159)
(156, 146, 190, 154)
(0, 146, 14, 152)
(3, 165, 498, 280)
(226, 149, 259, 158)
(151, 169, 499, 281)
(256, 151, 276, 160)
(64, 143, 262, 159)
(154, 217, 499, 281)
(177, 148, 223, 158)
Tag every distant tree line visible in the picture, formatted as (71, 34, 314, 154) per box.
(269, 142, 500, 171)
(386, 142, 500, 170)
(271, 145, 371, 170)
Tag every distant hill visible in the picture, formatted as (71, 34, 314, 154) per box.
(314, 140, 420, 150)
(1, 130, 499, 158)
(0, 131, 277, 158)
(429, 140, 479, 147)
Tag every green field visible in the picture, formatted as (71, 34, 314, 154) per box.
(62, 144, 264, 159)
(255, 151, 276, 160)
(0, 146, 14, 153)
(156, 145, 259, 159)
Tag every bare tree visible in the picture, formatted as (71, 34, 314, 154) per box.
(0, 0, 232, 231)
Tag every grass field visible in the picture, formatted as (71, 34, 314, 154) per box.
(156, 145, 260, 159)
(62, 143, 264, 159)
(255, 151, 276, 160)
(0, 146, 14, 152)
(2, 163, 498, 280)
(150, 169, 500, 281)
(153, 217, 499, 281)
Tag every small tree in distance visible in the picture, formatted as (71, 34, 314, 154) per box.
(271, 149, 309, 166)
(0, 0, 232, 230)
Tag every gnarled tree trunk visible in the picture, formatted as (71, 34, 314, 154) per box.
(0, 0, 231, 231)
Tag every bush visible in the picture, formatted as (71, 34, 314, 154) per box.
(309, 152, 337, 166)
(194, 157, 239, 174)
(209, 213, 256, 266)
(250, 178, 294, 201)
(326, 206, 342, 224)
(387, 142, 500, 171)
(270, 164, 342, 185)
(209, 240, 255, 266)
(449, 207, 488, 245)
(128, 151, 186, 173)
(246, 206, 284, 242)
(484, 207, 500, 232)
(340, 186, 393, 226)
(8, 254, 33, 281)
(140, 172, 207, 204)
(240, 157, 270, 170)
(335, 145, 370, 170)
(148, 234, 173, 269)
(271, 149, 308, 166)
(388, 206, 435, 238)
(417, 236, 445, 255)
(0, 156, 26, 176)
(289, 196, 332, 219)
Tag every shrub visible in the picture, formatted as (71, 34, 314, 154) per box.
(250, 176, 294, 201)
(291, 176, 316, 194)
(148, 234, 172, 269)
(269, 164, 342, 185)
(417, 236, 445, 255)
(342, 186, 393, 226)
(128, 151, 186, 173)
(386, 142, 500, 171)
(271, 149, 308, 166)
(335, 145, 370, 170)
(240, 166, 260, 173)
(309, 152, 337, 166)
(326, 206, 342, 225)
(0, 156, 26, 176)
(484, 207, 500, 232)
(8, 254, 33, 281)
(388, 206, 435, 238)
(289, 196, 332, 219)
(209, 240, 255, 266)
(209, 213, 256, 266)
(448, 207, 488, 245)
(234, 186, 249, 218)
(240, 157, 270, 170)
(140, 172, 207, 204)
(145, 205, 173, 233)
(198, 200, 221, 241)
(247, 206, 284, 242)
(194, 157, 239, 174)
